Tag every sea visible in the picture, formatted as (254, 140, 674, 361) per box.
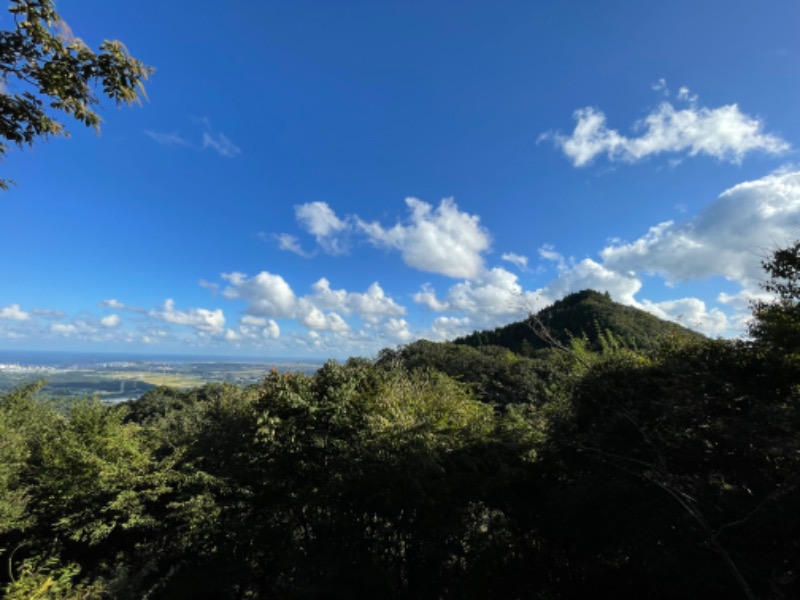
(0, 350, 327, 402)
(0, 349, 325, 371)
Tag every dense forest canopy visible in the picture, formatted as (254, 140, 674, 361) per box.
(1, 245, 798, 599)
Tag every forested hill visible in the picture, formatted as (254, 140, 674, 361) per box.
(454, 289, 706, 353)
(3, 247, 800, 598)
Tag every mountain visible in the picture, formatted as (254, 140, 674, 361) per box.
(453, 289, 706, 354)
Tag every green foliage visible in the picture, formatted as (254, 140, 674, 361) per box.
(0, 0, 153, 189)
(750, 240, 800, 355)
(0, 381, 50, 534)
(4, 248, 800, 597)
(2, 553, 103, 599)
(381, 340, 556, 406)
(456, 289, 705, 354)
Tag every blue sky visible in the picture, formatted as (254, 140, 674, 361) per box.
(1, 0, 799, 358)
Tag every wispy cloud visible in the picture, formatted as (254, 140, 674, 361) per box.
(274, 233, 314, 258)
(144, 131, 192, 147)
(501, 252, 529, 271)
(145, 118, 241, 158)
(202, 131, 241, 158)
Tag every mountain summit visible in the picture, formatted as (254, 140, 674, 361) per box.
(454, 290, 705, 353)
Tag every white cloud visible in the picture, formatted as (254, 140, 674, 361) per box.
(241, 315, 268, 327)
(262, 320, 281, 339)
(145, 131, 192, 147)
(299, 305, 350, 332)
(31, 308, 64, 319)
(430, 316, 472, 340)
(100, 314, 121, 328)
(202, 131, 241, 158)
(309, 278, 405, 320)
(199, 279, 220, 292)
(358, 197, 490, 279)
(0, 304, 30, 321)
(600, 170, 800, 287)
(539, 258, 642, 306)
(538, 244, 567, 271)
(237, 315, 281, 340)
(295, 202, 348, 254)
(100, 299, 125, 309)
(543, 96, 789, 167)
(198, 171, 800, 351)
(413, 283, 450, 312)
(224, 329, 242, 342)
(652, 78, 669, 96)
(146, 118, 241, 158)
(639, 297, 728, 337)
(222, 271, 297, 318)
(99, 299, 145, 314)
(150, 299, 225, 334)
(275, 233, 313, 257)
(51, 323, 77, 335)
(420, 268, 542, 323)
(384, 318, 413, 342)
(501, 252, 529, 270)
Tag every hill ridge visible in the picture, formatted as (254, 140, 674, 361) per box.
(453, 289, 705, 353)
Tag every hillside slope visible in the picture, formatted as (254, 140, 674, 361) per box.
(454, 289, 706, 353)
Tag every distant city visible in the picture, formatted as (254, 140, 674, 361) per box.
(0, 350, 325, 403)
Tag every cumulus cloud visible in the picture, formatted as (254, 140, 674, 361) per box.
(206, 171, 800, 350)
(639, 297, 729, 337)
(224, 329, 242, 342)
(0, 304, 30, 321)
(358, 197, 490, 279)
(299, 305, 350, 332)
(538, 258, 642, 306)
(600, 170, 800, 287)
(543, 94, 789, 167)
(237, 315, 281, 340)
(309, 278, 405, 320)
(413, 283, 450, 312)
(430, 316, 472, 340)
(295, 202, 348, 254)
(384, 318, 413, 342)
(222, 271, 297, 318)
(150, 299, 225, 334)
(415, 268, 542, 324)
(100, 314, 121, 328)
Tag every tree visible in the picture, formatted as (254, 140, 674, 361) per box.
(750, 240, 800, 353)
(0, 0, 153, 189)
